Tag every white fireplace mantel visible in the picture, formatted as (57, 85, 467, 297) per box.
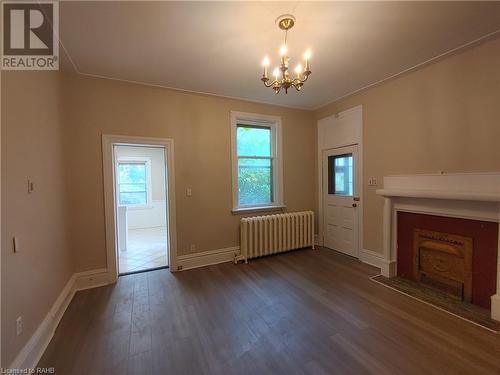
(376, 172, 500, 321)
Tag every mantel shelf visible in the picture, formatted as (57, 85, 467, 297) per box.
(376, 189, 500, 203)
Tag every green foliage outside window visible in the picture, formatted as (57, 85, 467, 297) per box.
(237, 126, 273, 206)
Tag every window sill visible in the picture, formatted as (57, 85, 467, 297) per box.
(231, 205, 286, 215)
(124, 204, 153, 211)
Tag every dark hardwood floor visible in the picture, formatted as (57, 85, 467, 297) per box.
(38, 247, 500, 374)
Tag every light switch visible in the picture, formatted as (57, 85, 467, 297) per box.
(186, 188, 192, 197)
(13, 237, 19, 253)
(27, 179, 34, 194)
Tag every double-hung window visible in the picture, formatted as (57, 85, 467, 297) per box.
(231, 112, 283, 212)
(116, 158, 152, 208)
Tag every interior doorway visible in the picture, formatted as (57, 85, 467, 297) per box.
(102, 135, 177, 281)
(114, 145, 168, 274)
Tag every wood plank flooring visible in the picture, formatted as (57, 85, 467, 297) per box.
(38, 248, 500, 374)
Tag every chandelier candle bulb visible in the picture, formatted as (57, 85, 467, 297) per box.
(273, 67, 280, 80)
(262, 57, 269, 78)
(260, 14, 312, 94)
(295, 64, 302, 78)
(279, 45, 287, 65)
(304, 49, 311, 71)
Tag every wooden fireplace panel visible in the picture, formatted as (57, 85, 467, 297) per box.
(413, 229, 473, 302)
(397, 212, 498, 309)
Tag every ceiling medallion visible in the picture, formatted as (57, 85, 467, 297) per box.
(260, 14, 312, 94)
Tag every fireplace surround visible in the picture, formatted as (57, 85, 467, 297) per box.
(376, 172, 500, 321)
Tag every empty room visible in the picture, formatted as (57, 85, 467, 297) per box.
(1, 1, 500, 374)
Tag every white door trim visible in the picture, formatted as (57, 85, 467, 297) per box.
(102, 135, 178, 282)
(317, 105, 363, 258)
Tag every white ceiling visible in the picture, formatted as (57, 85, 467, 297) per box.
(60, 1, 500, 110)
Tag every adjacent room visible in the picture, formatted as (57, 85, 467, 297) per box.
(113, 144, 169, 274)
(2, 1, 500, 374)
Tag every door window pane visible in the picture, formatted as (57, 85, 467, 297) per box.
(328, 154, 353, 196)
(237, 126, 271, 157)
(238, 158, 272, 205)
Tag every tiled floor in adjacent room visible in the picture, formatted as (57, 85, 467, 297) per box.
(119, 227, 168, 273)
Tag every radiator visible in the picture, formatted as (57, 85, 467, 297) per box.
(236, 211, 315, 263)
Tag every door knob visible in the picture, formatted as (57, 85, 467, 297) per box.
(352, 203, 357, 208)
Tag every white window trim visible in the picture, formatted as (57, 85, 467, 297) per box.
(230, 111, 284, 213)
(115, 156, 153, 210)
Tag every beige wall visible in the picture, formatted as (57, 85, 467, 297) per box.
(64, 75, 316, 271)
(1, 71, 73, 366)
(314, 37, 500, 254)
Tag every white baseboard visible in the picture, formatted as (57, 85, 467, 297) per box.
(359, 249, 385, 270)
(74, 268, 110, 291)
(9, 268, 110, 371)
(177, 246, 239, 271)
(491, 294, 500, 322)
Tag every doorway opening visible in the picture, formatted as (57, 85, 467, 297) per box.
(114, 144, 168, 275)
(103, 135, 177, 281)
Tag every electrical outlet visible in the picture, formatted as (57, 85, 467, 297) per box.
(186, 188, 192, 197)
(16, 316, 23, 336)
(190, 244, 196, 252)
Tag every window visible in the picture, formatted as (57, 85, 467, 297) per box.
(231, 112, 283, 212)
(328, 153, 353, 196)
(116, 159, 152, 207)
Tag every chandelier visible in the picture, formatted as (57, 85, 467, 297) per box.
(260, 14, 312, 94)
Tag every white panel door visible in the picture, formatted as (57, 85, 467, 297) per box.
(322, 145, 360, 257)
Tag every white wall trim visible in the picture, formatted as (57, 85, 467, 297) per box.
(177, 246, 240, 271)
(359, 249, 387, 270)
(102, 135, 178, 281)
(9, 269, 110, 371)
(73, 268, 110, 291)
